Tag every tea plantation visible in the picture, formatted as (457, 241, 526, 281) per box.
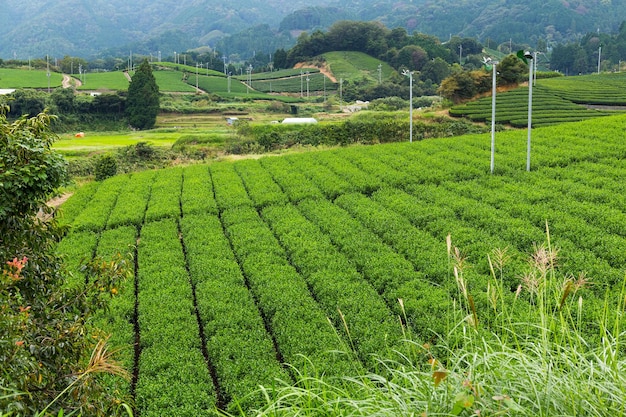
(57, 114, 626, 415)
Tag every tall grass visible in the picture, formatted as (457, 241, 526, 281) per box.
(229, 223, 626, 416)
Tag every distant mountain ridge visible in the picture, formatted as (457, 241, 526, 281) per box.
(0, 0, 624, 60)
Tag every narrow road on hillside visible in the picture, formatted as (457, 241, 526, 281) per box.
(62, 74, 82, 88)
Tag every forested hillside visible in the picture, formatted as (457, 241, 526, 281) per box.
(1, 0, 625, 60)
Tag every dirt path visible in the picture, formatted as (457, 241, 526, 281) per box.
(62, 74, 82, 88)
(295, 62, 337, 83)
(38, 192, 73, 221)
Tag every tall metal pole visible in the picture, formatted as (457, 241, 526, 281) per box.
(598, 45, 602, 74)
(533, 52, 538, 86)
(306, 71, 310, 98)
(490, 62, 497, 174)
(409, 73, 413, 143)
(46, 55, 50, 93)
(403, 69, 414, 143)
(526, 55, 534, 172)
(339, 78, 343, 111)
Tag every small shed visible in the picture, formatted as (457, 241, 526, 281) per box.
(281, 117, 318, 124)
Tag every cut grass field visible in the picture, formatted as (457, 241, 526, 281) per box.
(323, 51, 395, 83)
(154, 61, 224, 77)
(75, 71, 129, 90)
(75, 69, 198, 92)
(54, 130, 180, 158)
(0, 68, 63, 88)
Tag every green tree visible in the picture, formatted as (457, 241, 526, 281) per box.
(497, 54, 528, 85)
(126, 59, 159, 130)
(7, 89, 47, 117)
(395, 45, 429, 71)
(421, 57, 451, 84)
(0, 108, 130, 415)
(58, 56, 88, 75)
(51, 87, 75, 114)
(438, 70, 489, 103)
(273, 48, 288, 70)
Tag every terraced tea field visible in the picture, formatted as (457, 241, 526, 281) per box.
(57, 114, 626, 415)
(449, 72, 626, 127)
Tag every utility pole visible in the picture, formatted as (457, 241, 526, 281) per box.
(339, 78, 343, 111)
(46, 55, 50, 93)
(306, 71, 310, 98)
(402, 69, 414, 143)
(525, 51, 534, 172)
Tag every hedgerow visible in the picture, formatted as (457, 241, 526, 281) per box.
(92, 226, 137, 409)
(57, 181, 100, 227)
(259, 157, 325, 203)
(107, 170, 154, 229)
(261, 203, 404, 367)
(181, 165, 218, 216)
(181, 213, 289, 412)
(286, 153, 354, 199)
(135, 219, 215, 416)
(144, 168, 182, 222)
(210, 162, 254, 210)
(233, 159, 289, 209)
(297, 197, 451, 339)
(222, 205, 359, 377)
(71, 174, 129, 232)
(248, 117, 486, 151)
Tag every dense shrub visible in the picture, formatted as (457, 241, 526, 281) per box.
(95, 154, 118, 181)
(1, 110, 130, 415)
(370, 96, 408, 111)
(240, 116, 487, 151)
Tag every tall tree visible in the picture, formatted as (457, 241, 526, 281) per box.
(126, 59, 159, 130)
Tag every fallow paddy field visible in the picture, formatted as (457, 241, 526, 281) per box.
(5, 56, 626, 415)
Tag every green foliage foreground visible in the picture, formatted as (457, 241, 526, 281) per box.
(243, 238, 626, 416)
(56, 114, 626, 416)
(1, 109, 132, 415)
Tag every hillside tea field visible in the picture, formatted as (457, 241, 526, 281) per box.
(57, 114, 626, 415)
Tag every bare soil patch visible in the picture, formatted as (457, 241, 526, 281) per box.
(295, 62, 337, 83)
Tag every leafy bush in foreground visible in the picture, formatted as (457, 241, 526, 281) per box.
(1, 110, 130, 415)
